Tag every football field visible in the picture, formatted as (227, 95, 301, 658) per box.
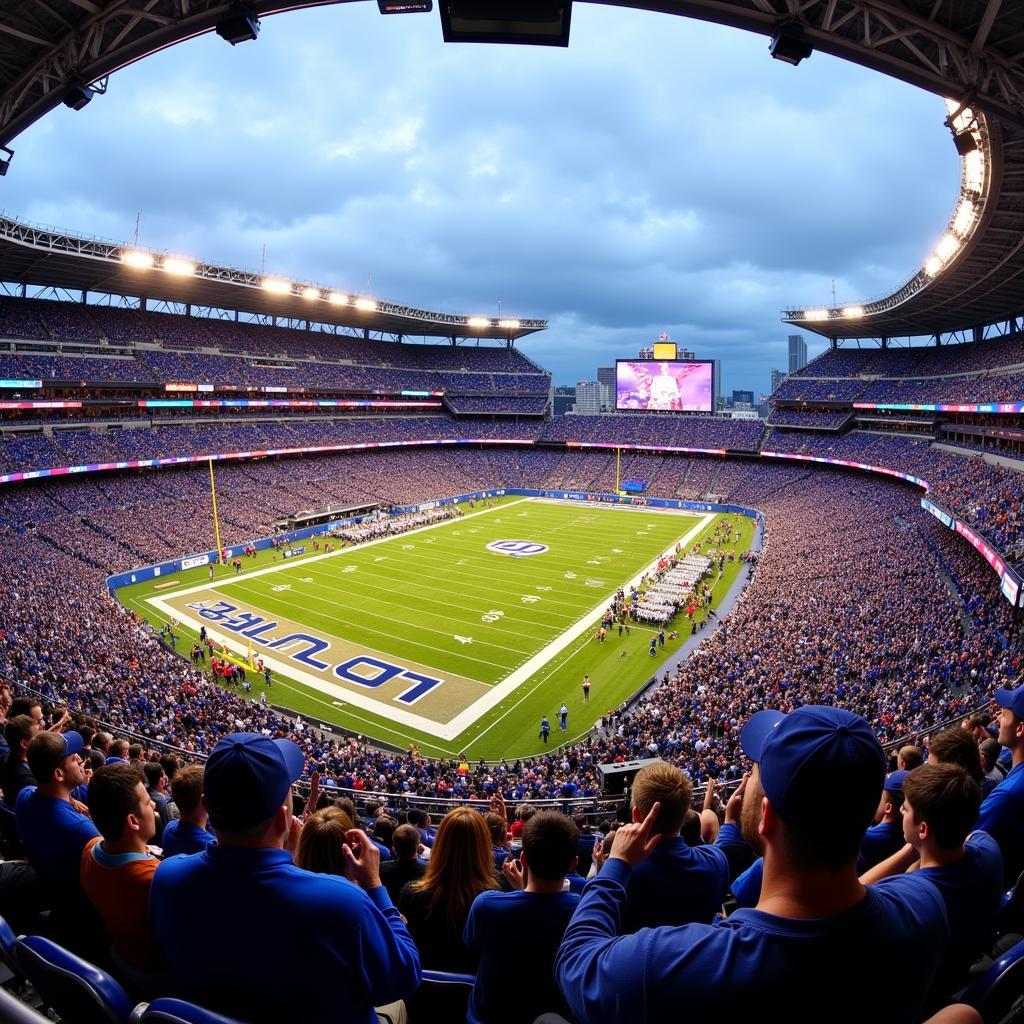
(122, 498, 753, 759)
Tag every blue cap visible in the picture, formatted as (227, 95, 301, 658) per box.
(60, 732, 84, 758)
(204, 732, 305, 832)
(740, 706, 885, 837)
(995, 685, 1024, 720)
(884, 770, 909, 794)
(104, 756, 126, 766)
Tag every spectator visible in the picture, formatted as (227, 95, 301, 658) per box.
(294, 805, 354, 877)
(619, 762, 731, 931)
(928, 730, 984, 785)
(979, 738, 1006, 797)
(142, 761, 175, 844)
(898, 746, 924, 771)
(160, 764, 215, 857)
(380, 824, 427, 904)
(400, 807, 499, 973)
(861, 763, 1003, 1010)
(2, 715, 39, 803)
(150, 732, 420, 1022)
(81, 763, 167, 986)
(975, 684, 1024, 885)
(15, 730, 103, 957)
(861, 770, 908, 870)
(465, 812, 581, 1024)
(555, 706, 949, 1023)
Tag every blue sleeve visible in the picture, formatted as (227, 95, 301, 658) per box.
(975, 786, 1009, 840)
(555, 859, 652, 1023)
(463, 891, 488, 949)
(358, 884, 422, 1002)
(731, 858, 763, 908)
(715, 822, 745, 850)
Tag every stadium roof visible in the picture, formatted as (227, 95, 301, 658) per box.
(0, 215, 547, 341)
(2, 1, 1024, 340)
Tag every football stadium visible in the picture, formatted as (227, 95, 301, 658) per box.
(0, 2, 1023, 1023)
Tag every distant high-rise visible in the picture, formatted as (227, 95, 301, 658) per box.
(712, 359, 722, 408)
(771, 368, 787, 394)
(788, 335, 808, 373)
(574, 381, 605, 415)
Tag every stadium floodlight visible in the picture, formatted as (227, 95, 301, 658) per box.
(121, 250, 155, 269)
(769, 22, 812, 66)
(964, 150, 985, 192)
(925, 256, 943, 276)
(498, 318, 521, 329)
(952, 201, 977, 237)
(467, 317, 491, 328)
(302, 286, 320, 300)
(216, 3, 260, 45)
(803, 309, 829, 321)
(328, 292, 349, 305)
(935, 233, 960, 262)
(355, 297, 377, 312)
(841, 306, 864, 318)
(261, 278, 291, 295)
(440, 1, 572, 47)
(162, 257, 195, 276)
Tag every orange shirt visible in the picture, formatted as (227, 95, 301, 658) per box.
(80, 836, 165, 971)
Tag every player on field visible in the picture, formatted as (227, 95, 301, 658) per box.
(582, 676, 591, 703)
(560, 704, 569, 732)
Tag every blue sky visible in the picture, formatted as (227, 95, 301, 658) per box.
(0, 2, 960, 392)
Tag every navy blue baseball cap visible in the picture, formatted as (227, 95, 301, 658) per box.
(204, 732, 306, 832)
(995, 685, 1024, 719)
(884, 770, 909, 794)
(740, 706, 886, 835)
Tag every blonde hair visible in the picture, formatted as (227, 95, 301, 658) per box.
(407, 807, 498, 923)
(294, 806, 355, 877)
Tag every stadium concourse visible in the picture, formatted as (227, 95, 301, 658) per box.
(3, 303, 1024, 1022)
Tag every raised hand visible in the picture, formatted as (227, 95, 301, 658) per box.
(609, 801, 662, 868)
(502, 857, 524, 890)
(342, 828, 382, 891)
(724, 774, 749, 825)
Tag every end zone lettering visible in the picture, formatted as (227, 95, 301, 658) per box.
(184, 600, 443, 704)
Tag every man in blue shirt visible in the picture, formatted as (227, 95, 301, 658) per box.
(861, 770, 909, 869)
(16, 730, 103, 958)
(465, 811, 580, 1024)
(150, 733, 420, 1023)
(16, 731, 98, 892)
(976, 683, 1024, 885)
(861, 763, 1003, 1007)
(159, 764, 215, 858)
(618, 761, 730, 931)
(555, 705, 949, 1024)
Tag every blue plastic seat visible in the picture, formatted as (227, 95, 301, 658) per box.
(963, 935, 1024, 1023)
(420, 969, 476, 988)
(14, 934, 135, 1024)
(0, 917, 22, 982)
(134, 998, 245, 1024)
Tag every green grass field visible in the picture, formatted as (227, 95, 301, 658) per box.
(116, 497, 753, 759)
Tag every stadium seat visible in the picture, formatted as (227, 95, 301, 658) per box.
(409, 969, 476, 1024)
(0, 805, 22, 860)
(0, 918, 22, 984)
(132, 998, 245, 1023)
(962, 935, 1024, 1023)
(14, 934, 135, 1024)
(0, 985, 50, 1024)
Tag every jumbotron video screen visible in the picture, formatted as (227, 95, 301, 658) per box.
(615, 359, 714, 413)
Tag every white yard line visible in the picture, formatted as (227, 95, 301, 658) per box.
(146, 500, 714, 742)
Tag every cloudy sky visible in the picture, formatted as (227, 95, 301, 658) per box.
(0, 2, 960, 392)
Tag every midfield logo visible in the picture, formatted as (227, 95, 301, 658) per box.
(485, 540, 549, 557)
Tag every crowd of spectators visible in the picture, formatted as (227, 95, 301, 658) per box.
(539, 414, 765, 450)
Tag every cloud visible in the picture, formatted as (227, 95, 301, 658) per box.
(0, 2, 959, 393)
